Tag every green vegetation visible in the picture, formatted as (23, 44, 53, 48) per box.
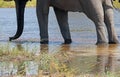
(1, 0, 120, 8)
(0, 44, 120, 77)
(113, 0, 120, 8)
(0, 44, 75, 77)
(0, 0, 36, 8)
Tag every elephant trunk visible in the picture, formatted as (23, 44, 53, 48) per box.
(9, 0, 28, 41)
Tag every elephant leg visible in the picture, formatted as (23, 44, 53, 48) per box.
(53, 7, 72, 44)
(91, 15, 107, 45)
(103, 0, 119, 44)
(81, 0, 107, 44)
(9, 0, 28, 41)
(36, 0, 49, 44)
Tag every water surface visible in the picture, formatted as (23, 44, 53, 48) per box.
(0, 8, 120, 76)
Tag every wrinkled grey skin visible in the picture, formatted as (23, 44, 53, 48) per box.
(10, 0, 119, 44)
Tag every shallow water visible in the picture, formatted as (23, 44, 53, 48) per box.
(0, 8, 120, 76)
(1, 8, 120, 44)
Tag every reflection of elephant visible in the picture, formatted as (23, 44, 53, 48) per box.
(95, 44, 119, 74)
(9, 0, 72, 44)
(10, 0, 119, 44)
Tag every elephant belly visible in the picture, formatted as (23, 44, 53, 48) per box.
(51, 0, 82, 12)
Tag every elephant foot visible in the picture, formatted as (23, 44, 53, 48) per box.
(109, 39, 119, 44)
(96, 41, 108, 45)
(40, 40, 49, 44)
(109, 41, 119, 44)
(63, 39, 72, 44)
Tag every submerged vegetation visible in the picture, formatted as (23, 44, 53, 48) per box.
(0, 44, 75, 77)
(0, 44, 120, 77)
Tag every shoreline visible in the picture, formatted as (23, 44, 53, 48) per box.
(1, 0, 120, 8)
(0, 0, 36, 8)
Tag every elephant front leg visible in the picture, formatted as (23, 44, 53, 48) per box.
(54, 7, 72, 44)
(104, 1, 119, 44)
(9, 0, 28, 41)
(36, 12, 49, 44)
(36, 0, 49, 44)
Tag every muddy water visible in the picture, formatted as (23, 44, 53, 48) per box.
(0, 8, 120, 76)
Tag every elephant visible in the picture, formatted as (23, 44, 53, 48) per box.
(9, 0, 72, 44)
(9, 0, 119, 44)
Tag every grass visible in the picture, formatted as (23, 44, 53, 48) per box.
(1, 0, 120, 8)
(113, 0, 120, 8)
(0, 44, 75, 77)
(0, 0, 36, 8)
(0, 44, 120, 77)
(0, 44, 35, 61)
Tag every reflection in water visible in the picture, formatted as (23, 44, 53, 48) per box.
(17, 61, 26, 75)
(0, 43, 120, 76)
(40, 44, 49, 54)
(16, 44, 24, 51)
(95, 44, 119, 75)
(0, 62, 17, 76)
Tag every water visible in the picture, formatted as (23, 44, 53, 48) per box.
(0, 8, 120, 76)
(1, 8, 120, 44)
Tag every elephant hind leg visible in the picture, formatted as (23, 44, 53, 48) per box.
(82, 0, 107, 44)
(103, 1, 119, 44)
(92, 16, 108, 45)
(54, 7, 72, 44)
